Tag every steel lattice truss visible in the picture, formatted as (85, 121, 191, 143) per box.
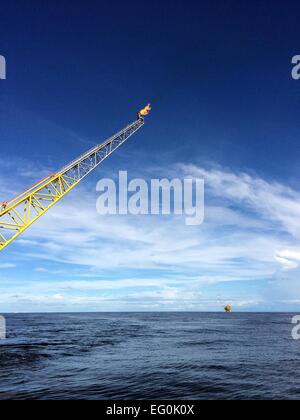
(0, 118, 144, 252)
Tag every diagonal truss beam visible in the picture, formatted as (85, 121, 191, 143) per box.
(0, 118, 144, 252)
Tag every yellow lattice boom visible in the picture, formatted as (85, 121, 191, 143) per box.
(0, 109, 150, 252)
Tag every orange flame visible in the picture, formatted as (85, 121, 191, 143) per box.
(139, 104, 152, 117)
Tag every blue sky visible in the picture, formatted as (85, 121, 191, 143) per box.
(1, 0, 300, 312)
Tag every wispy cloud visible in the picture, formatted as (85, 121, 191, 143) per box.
(181, 164, 300, 237)
(1, 159, 300, 311)
(0, 263, 16, 269)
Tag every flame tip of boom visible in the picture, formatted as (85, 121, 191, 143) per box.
(138, 103, 152, 118)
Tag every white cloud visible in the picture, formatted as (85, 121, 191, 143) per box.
(181, 164, 300, 238)
(2, 160, 300, 310)
(12, 166, 293, 278)
(0, 263, 16, 269)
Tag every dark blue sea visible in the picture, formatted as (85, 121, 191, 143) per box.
(0, 313, 299, 400)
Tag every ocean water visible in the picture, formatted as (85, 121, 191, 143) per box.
(0, 313, 299, 400)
